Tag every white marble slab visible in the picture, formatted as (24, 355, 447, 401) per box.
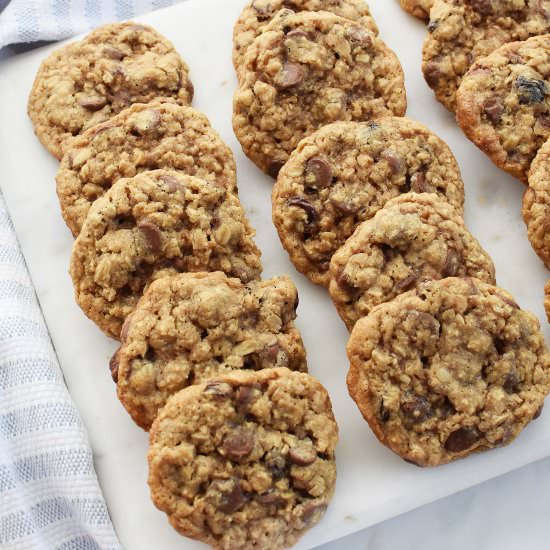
(0, 1, 550, 549)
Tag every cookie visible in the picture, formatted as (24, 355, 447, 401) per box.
(148, 367, 338, 550)
(399, 0, 433, 20)
(329, 193, 495, 330)
(232, 0, 378, 71)
(113, 272, 307, 430)
(456, 34, 550, 182)
(28, 22, 193, 159)
(233, 9, 406, 177)
(347, 277, 550, 467)
(523, 137, 550, 266)
(271, 118, 464, 286)
(56, 102, 237, 236)
(70, 170, 262, 339)
(423, 0, 550, 111)
(544, 278, 550, 322)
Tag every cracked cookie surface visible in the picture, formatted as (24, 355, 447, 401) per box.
(233, 9, 406, 177)
(70, 170, 262, 339)
(347, 277, 550, 467)
(114, 272, 307, 430)
(271, 118, 464, 286)
(400, 0, 433, 20)
(148, 367, 338, 550)
(232, 0, 378, 70)
(423, 0, 550, 111)
(457, 34, 550, 182)
(28, 22, 193, 159)
(56, 102, 237, 236)
(329, 194, 495, 330)
(523, 137, 550, 266)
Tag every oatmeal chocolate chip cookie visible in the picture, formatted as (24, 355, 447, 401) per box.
(347, 277, 550, 467)
(56, 102, 237, 236)
(523, 137, 550, 266)
(271, 118, 464, 286)
(423, 0, 550, 111)
(148, 367, 338, 550)
(400, 0, 433, 21)
(544, 278, 550, 322)
(28, 22, 193, 159)
(233, 9, 406, 177)
(114, 272, 307, 430)
(232, 0, 378, 71)
(329, 194, 495, 330)
(456, 35, 550, 183)
(70, 170, 262, 339)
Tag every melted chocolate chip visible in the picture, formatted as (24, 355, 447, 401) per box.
(276, 62, 305, 89)
(305, 157, 332, 189)
(483, 97, 504, 124)
(469, 0, 493, 15)
(379, 401, 390, 422)
(265, 450, 287, 480)
(222, 428, 255, 460)
(444, 427, 480, 452)
(503, 370, 520, 394)
(288, 445, 317, 466)
(442, 248, 460, 277)
(346, 25, 372, 46)
(287, 197, 317, 225)
(395, 272, 419, 293)
(78, 96, 107, 111)
(137, 220, 163, 253)
(285, 29, 309, 40)
(410, 171, 428, 193)
(103, 46, 125, 60)
(204, 381, 233, 397)
(300, 502, 327, 525)
(400, 396, 433, 424)
(217, 479, 246, 514)
(255, 489, 283, 505)
(424, 61, 442, 86)
(268, 159, 286, 178)
(109, 351, 120, 383)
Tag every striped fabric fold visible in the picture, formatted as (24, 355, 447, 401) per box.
(0, 191, 121, 550)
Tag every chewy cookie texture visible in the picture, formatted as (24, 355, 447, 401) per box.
(232, 0, 379, 70)
(113, 272, 307, 430)
(56, 102, 237, 236)
(456, 34, 550, 183)
(272, 118, 464, 287)
(400, 0, 433, 21)
(347, 277, 550, 467)
(148, 367, 338, 550)
(329, 193, 495, 330)
(423, 0, 550, 111)
(28, 22, 193, 159)
(70, 170, 261, 339)
(233, 9, 406, 176)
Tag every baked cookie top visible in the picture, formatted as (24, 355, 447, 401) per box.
(70, 170, 262, 339)
(148, 367, 338, 550)
(544, 278, 550, 323)
(271, 118, 464, 287)
(423, 0, 550, 111)
(56, 102, 237, 236)
(456, 34, 550, 182)
(524, 137, 550, 267)
(232, 0, 378, 70)
(399, 0, 433, 20)
(329, 193, 495, 330)
(28, 22, 193, 159)
(347, 277, 550, 467)
(114, 272, 307, 430)
(233, 9, 406, 177)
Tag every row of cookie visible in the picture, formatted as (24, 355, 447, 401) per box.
(231, 3, 407, 177)
(109, 271, 339, 549)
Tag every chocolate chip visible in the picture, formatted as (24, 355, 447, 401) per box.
(268, 159, 285, 178)
(379, 401, 390, 422)
(515, 76, 546, 105)
(285, 29, 309, 40)
(400, 396, 433, 424)
(103, 46, 125, 60)
(159, 174, 181, 192)
(222, 428, 255, 460)
(380, 150, 404, 174)
(503, 370, 520, 394)
(442, 248, 460, 277)
(78, 96, 107, 111)
(204, 381, 233, 397)
(427, 19, 438, 32)
(444, 427, 479, 453)
(496, 292, 520, 310)
(265, 450, 287, 480)
(300, 502, 327, 525)
(395, 272, 419, 293)
(137, 220, 163, 253)
(120, 314, 133, 342)
(483, 97, 504, 124)
(464, 277, 479, 296)
(346, 25, 372, 46)
(255, 489, 282, 505)
(305, 157, 332, 189)
(493, 337, 506, 355)
(275, 62, 305, 89)
(336, 270, 361, 298)
(288, 445, 317, 466)
(109, 351, 120, 383)
(469, 0, 493, 14)
(330, 199, 358, 215)
(424, 61, 442, 86)
(533, 404, 544, 420)
(410, 171, 428, 193)
(259, 343, 288, 367)
(251, 0, 271, 16)
(287, 197, 317, 225)
(217, 479, 246, 514)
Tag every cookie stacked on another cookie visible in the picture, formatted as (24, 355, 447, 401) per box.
(232, 8, 406, 176)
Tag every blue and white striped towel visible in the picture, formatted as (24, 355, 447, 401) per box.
(0, 1, 190, 548)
